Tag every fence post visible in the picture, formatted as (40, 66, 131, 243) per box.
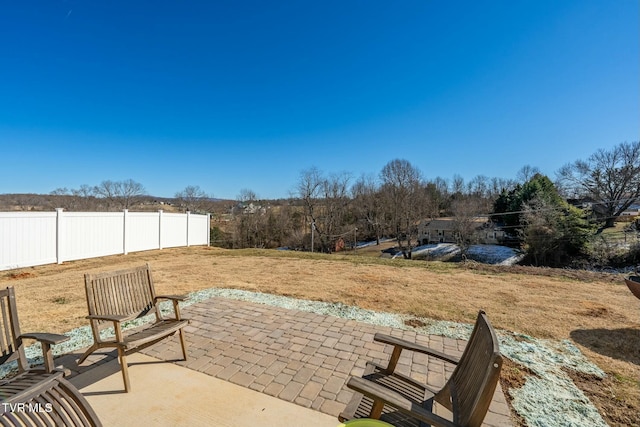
(207, 213, 211, 246)
(186, 211, 191, 247)
(158, 210, 163, 250)
(55, 208, 64, 264)
(123, 209, 129, 255)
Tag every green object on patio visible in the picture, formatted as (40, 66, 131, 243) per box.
(337, 419, 394, 427)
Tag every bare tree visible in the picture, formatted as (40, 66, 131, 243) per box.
(380, 159, 423, 255)
(466, 175, 489, 197)
(465, 175, 494, 214)
(71, 185, 98, 210)
(351, 175, 384, 245)
(421, 177, 448, 220)
(266, 204, 299, 248)
(321, 172, 352, 250)
(234, 210, 266, 248)
(118, 179, 146, 209)
(450, 196, 484, 258)
(175, 185, 212, 213)
(451, 174, 465, 195)
(237, 188, 258, 203)
(558, 141, 640, 227)
(297, 167, 323, 250)
(72, 184, 95, 198)
(48, 186, 97, 211)
(13, 193, 42, 211)
(232, 188, 263, 248)
(297, 168, 351, 252)
(93, 180, 117, 210)
(47, 188, 72, 210)
(94, 179, 146, 211)
(517, 165, 541, 183)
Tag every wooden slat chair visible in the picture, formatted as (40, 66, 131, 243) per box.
(77, 264, 188, 392)
(339, 310, 502, 427)
(0, 370, 102, 427)
(0, 286, 101, 426)
(0, 286, 70, 382)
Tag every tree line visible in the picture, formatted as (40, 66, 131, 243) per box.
(1, 181, 216, 214)
(227, 141, 640, 268)
(4, 141, 639, 268)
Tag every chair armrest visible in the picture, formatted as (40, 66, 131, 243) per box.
(155, 295, 187, 302)
(347, 377, 457, 427)
(86, 314, 131, 323)
(155, 295, 186, 321)
(20, 332, 69, 345)
(19, 333, 70, 373)
(374, 333, 460, 365)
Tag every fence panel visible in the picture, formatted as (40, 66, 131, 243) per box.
(0, 210, 209, 271)
(127, 212, 161, 253)
(0, 212, 57, 270)
(61, 212, 124, 262)
(188, 214, 209, 246)
(161, 213, 188, 248)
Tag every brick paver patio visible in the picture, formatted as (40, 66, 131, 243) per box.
(62, 297, 513, 426)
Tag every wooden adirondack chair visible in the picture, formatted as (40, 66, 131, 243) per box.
(0, 286, 102, 426)
(339, 310, 503, 427)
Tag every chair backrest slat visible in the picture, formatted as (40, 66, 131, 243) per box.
(84, 264, 156, 325)
(439, 311, 502, 427)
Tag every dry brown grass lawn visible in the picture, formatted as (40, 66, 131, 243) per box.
(2, 246, 638, 426)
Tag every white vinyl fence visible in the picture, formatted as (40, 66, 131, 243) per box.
(0, 209, 210, 271)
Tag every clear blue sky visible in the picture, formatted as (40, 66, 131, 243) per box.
(1, 0, 638, 200)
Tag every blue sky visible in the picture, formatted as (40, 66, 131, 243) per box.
(1, 1, 638, 200)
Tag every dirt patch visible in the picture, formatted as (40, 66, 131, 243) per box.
(5, 272, 34, 280)
(501, 357, 539, 390)
(500, 358, 538, 427)
(565, 368, 640, 427)
(582, 306, 611, 318)
(459, 262, 619, 283)
(404, 318, 426, 328)
(576, 301, 628, 321)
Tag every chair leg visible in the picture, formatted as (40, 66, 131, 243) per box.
(179, 329, 188, 361)
(118, 347, 131, 392)
(370, 399, 385, 419)
(41, 342, 55, 373)
(76, 343, 99, 365)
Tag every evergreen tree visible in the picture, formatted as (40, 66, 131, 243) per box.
(493, 173, 591, 266)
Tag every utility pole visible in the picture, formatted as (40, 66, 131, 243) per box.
(354, 227, 358, 252)
(311, 221, 315, 253)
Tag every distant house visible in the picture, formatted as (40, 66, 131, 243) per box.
(620, 204, 640, 217)
(243, 202, 266, 215)
(232, 202, 267, 215)
(416, 217, 505, 245)
(416, 218, 458, 244)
